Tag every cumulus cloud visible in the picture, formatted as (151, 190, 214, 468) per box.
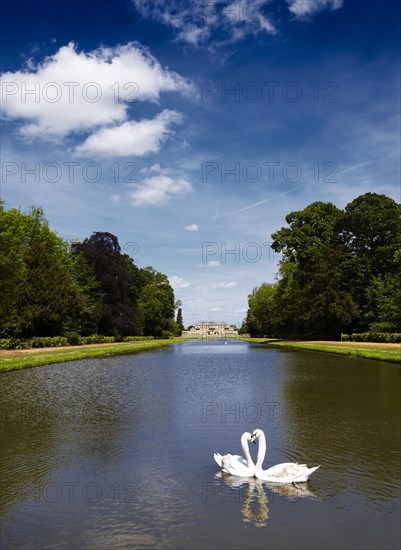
(169, 275, 191, 288)
(128, 166, 192, 206)
(185, 223, 199, 231)
(1, 41, 192, 140)
(75, 109, 182, 157)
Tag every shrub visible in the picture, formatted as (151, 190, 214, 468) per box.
(123, 336, 153, 342)
(350, 332, 401, 344)
(64, 332, 81, 346)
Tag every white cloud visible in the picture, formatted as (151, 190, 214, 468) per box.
(287, 0, 343, 17)
(132, 0, 276, 47)
(131, 0, 344, 46)
(195, 281, 238, 290)
(169, 275, 191, 288)
(1, 41, 192, 140)
(197, 260, 221, 268)
(218, 281, 237, 288)
(128, 169, 192, 206)
(211, 307, 222, 312)
(185, 223, 199, 232)
(75, 109, 182, 157)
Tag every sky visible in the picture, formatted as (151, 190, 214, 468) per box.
(1, 0, 400, 327)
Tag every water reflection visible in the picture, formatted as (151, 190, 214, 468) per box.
(216, 472, 317, 528)
(1, 342, 400, 550)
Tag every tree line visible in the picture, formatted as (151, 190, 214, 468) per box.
(242, 193, 401, 339)
(0, 203, 182, 339)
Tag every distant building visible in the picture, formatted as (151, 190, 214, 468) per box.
(182, 322, 238, 338)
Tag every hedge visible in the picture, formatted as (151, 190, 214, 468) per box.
(0, 335, 155, 350)
(341, 332, 401, 344)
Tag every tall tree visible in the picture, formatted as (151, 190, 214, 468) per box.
(72, 232, 136, 336)
(176, 307, 184, 335)
(0, 206, 87, 337)
(246, 193, 400, 339)
(137, 267, 175, 336)
(271, 201, 356, 337)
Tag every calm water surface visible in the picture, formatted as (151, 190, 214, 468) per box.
(1, 341, 400, 549)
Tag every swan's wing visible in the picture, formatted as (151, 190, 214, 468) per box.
(214, 453, 224, 468)
(214, 452, 247, 469)
(222, 454, 254, 477)
(258, 463, 320, 483)
(264, 463, 300, 477)
(292, 465, 320, 482)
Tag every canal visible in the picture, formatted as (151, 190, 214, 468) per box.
(1, 340, 400, 549)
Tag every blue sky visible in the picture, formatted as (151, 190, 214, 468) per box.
(1, 0, 400, 327)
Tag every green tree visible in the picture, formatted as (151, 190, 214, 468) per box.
(1, 206, 87, 337)
(246, 283, 277, 337)
(271, 201, 356, 337)
(365, 250, 401, 332)
(176, 307, 184, 335)
(247, 194, 400, 339)
(137, 267, 175, 336)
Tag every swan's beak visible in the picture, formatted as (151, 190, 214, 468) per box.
(251, 435, 257, 444)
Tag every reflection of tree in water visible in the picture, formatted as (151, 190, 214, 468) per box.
(281, 352, 401, 504)
(241, 478, 269, 528)
(216, 472, 317, 528)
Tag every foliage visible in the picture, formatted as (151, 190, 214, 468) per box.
(176, 307, 184, 335)
(349, 332, 401, 344)
(0, 205, 177, 341)
(246, 193, 401, 339)
(136, 267, 175, 337)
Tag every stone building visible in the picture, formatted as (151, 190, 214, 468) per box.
(182, 322, 238, 338)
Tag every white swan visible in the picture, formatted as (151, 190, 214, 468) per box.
(251, 429, 320, 483)
(214, 432, 255, 477)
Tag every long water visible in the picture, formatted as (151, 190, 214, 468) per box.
(1, 340, 400, 549)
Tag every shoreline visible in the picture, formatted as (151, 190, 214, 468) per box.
(240, 338, 401, 363)
(0, 339, 182, 373)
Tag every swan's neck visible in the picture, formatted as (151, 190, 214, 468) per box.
(255, 433, 266, 469)
(241, 436, 254, 467)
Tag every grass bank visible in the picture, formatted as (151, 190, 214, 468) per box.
(0, 339, 182, 373)
(240, 338, 401, 364)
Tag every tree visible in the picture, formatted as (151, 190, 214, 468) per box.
(246, 283, 277, 337)
(0, 206, 89, 337)
(137, 267, 175, 336)
(246, 193, 400, 339)
(72, 232, 137, 336)
(271, 201, 355, 337)
(176, 307, 184, 335)
(364, 250, 401, 332)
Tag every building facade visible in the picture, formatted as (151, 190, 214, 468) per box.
(182, 322, 238, 338)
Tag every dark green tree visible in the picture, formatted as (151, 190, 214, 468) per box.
(137, 267, 175, 336)
(176, 307, 184, 335)
(0, 206, 87, 337)
(246, 193, 400, 339)
(72, 232, 137, 336)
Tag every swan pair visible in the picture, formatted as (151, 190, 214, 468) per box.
(214, 428, 320, 483)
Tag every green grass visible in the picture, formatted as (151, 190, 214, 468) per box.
(240, 338, 401, 364)
(0, 339, 182, 373)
